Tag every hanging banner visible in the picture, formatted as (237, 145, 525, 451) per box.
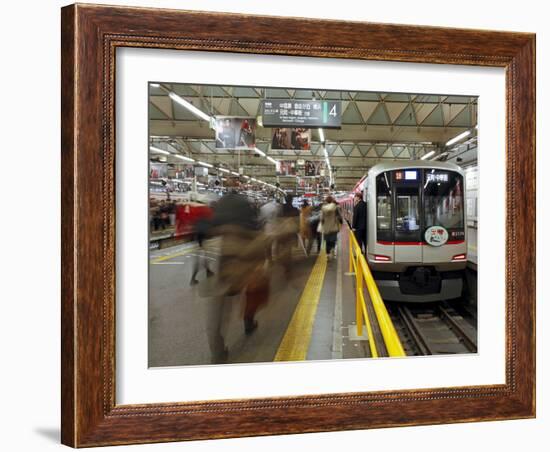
(271, 128, 311, 150)
(149, 163, 168, 179)
(276, 161, 297, 176)
(304, 160, 326, 176)
(262, 100, 342, 128)
(214, 117, 256, 149)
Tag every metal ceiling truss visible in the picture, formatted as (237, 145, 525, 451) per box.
(149, 84, 477, 129)
(148, 84, 477, 190)
(151, 138, 439, 160)
(149, 138, 441, 189)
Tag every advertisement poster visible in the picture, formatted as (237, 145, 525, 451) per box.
(276, 160, 297, 176)
(304, 160, 326, 176)
(149, 162, 168, 179)
(271, 127, 311, 150)
(214, 117, 256, 149)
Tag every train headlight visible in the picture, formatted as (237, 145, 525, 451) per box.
(452, 253, 467, 262)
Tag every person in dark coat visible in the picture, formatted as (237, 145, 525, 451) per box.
(352, 193, 367, 254)
(206, 191, 267, 363)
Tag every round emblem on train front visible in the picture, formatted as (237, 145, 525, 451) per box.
(424, 226, 449, 246)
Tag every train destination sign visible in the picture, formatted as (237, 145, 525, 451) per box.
(262, 100, 342, 128)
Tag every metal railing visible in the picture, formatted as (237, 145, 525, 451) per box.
(347, 226, 406, 358)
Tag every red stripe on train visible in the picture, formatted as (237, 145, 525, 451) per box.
(377, 240, 465, 245)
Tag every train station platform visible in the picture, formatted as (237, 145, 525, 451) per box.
(148, 225, 396, 367)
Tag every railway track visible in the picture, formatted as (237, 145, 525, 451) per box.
(389, 301, 478, 356)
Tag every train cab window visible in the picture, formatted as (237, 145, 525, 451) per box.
(424, 170, 465, 234)
(376, 172, 392, 242)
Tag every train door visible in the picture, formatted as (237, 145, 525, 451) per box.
(393, 170, 422, 263)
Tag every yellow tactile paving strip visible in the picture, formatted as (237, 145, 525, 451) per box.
(150, 246, 199, 264)
(274, 251, 328, 362)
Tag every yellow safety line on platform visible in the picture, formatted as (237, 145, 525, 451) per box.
(150, 245, 199, 264)
(274, 251, 328, 362)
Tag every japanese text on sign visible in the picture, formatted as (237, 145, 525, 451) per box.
(262, 100, 341, 128)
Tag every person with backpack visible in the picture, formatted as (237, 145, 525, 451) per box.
(320, 196, 342, 259)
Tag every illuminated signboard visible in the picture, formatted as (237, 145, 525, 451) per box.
(405, 170, 417, 180)
(426, 172, 449, 183)
(262, 100, 342, 128)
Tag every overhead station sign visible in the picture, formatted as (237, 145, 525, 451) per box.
(262, 100, 342, 129)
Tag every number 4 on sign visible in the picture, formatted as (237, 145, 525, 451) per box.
(329, 104, 337, 117)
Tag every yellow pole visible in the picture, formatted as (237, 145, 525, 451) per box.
(348, 224, 406, 357)
(348, 232, 354, 273)
(361, 260, 405, 356)
(358, 290, 379, 358)
(355, 259, 363, 337)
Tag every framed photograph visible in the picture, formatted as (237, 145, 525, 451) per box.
(61, 3, 535, 447)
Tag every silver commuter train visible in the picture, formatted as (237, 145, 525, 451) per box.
(345, 160, 467, 302)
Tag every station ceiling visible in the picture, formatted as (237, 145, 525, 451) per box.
(149, 84, 478, 190)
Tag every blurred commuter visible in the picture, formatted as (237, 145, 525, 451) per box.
(159, 200, 169, 230)
(259, 198, 281, 262)
(320, 196, 342, 259)
(168, 200, 177, 227)
(352, 192, 367, 254)
(189, 202, 214, 285)
(149, 199, 158, 232)
(278, 194, 300, 275)
(299, 200, 313, 255)
(206, 191, 269, 363)
(308, 205, 322, 254)
(175, 202, 194, 237)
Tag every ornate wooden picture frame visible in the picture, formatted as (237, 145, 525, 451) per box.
(61, 3, 535, 447)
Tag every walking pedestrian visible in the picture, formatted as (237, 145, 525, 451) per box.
(320, 196, 342, 259)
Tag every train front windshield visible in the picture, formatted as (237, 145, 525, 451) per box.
(375, 169, 465, 243)
(423, 170, 464, 240)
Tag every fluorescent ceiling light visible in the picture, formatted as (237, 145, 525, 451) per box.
(446, 130, 471, 147)
(254, 147, 266, 157)
(174, 154, 195, 162)
(266, 156, 278, 165)
(198, 161, 213, 168)
(150, 83, 160, 88)
(168, 92, 211, 122)
(318, 128, 325, 143)
(421, 150, 436, 160)
(231, 171, 240, 176)
(149, 146, 170, 155)
(218, 168, 230, 173)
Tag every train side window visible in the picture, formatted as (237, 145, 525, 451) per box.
(376, 172, 392, 242)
